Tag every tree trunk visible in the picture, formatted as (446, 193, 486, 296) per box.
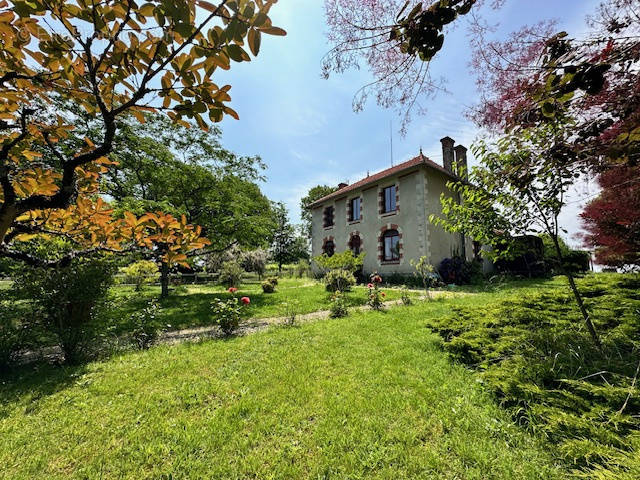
(0, 204, 17, 245)
(160, 261, 169, 299)
(551, 235, 601, 347)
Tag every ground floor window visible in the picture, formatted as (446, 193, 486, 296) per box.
(323, 240, 335, 257)
(349, 235, 362, 255)
(382, 229, 400, 261)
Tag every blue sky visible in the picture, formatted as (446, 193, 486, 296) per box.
(218, 0, 603, 247)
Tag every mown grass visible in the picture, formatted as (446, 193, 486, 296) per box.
(425, 273, 640, 479)
(103, 278, 417, 335)
(0, 302, 562, 479)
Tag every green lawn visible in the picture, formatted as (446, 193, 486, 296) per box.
(105, 278, 419, 335)
(0, 300, 562, 479)
(2, 274, 636, 479)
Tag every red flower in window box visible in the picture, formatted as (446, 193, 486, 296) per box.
(241, 297, 251, 305)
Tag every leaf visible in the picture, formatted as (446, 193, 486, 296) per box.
(226, 44, 249, 62)
(247, 28, 261, 56)
(258, 26, 286, 36)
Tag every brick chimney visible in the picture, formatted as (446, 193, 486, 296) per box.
(454, 144, 468, 178)
(440, 136, 455, 173)
(338, 182, 349, 189)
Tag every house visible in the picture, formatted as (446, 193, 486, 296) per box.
(309, 136, 480, 276)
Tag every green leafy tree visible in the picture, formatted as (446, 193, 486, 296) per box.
(102, 114, 275, 296)
(270, 202, 297, 274)
(431, 122, 601, 346)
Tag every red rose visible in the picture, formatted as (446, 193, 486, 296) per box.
(228, 287, 238, 293)
(241, 297, 250, 305)
(367, 283, 374, 289)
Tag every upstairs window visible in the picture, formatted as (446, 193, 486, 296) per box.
(323, 240, 335, 257)
(382, 229, 400, 261)
(349, 197, 361, 221)
(323, 206, 334, 228)
(383, 185, 397, 213)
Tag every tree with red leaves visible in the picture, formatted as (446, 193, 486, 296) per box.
(470, 0, 640, 171)
(581, 166, 640, 269)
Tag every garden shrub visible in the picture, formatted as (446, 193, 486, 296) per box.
(438, 256, 473, 285)
(12, 258, 116, 365)
(219, 260, 244, 288)
(266, 276, 279, 286)
(400, 286, 412, 306)
(324, 269, 356, 293)
(426, 273, 640, 477)
(211, 295, 250, 336)
(130, 300, 165, 350)
(261, 280, 275, 293)
(0, 298, 27, 372)
(329, 291, 348, 318)
(120, 260, 158, 291)
(314, 250, 365, 274)
(282, 300, 299, 326)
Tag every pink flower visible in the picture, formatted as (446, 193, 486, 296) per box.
(241, 297, 251, 305)
(228, 287, 238, 293)
(367, 283, 374, 289)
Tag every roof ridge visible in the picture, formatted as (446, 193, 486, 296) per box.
(307, 152, 459, 208)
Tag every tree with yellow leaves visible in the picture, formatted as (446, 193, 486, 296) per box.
(0, 0, 285, 268)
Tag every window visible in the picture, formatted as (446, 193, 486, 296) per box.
(383, 185, 397, 213)
(349, 197, 361, 221)
(323, 206, 334, 228)
(349, 235, 362, 255)
(382, 229, 400, 261)
(323, 240, 335, 257)
(473, 241, 482, 260)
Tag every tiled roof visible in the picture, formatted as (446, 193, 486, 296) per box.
(309, 154, 456, 207)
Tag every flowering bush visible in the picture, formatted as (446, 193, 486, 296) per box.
(329, 290, 349, 318)
(367, 273, 385, 310)
(212, 292, 250, 336)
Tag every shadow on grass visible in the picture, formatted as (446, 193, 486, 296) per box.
(0, 362, 88, 416)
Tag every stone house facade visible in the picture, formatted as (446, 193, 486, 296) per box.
(310, 137, 479, 276)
